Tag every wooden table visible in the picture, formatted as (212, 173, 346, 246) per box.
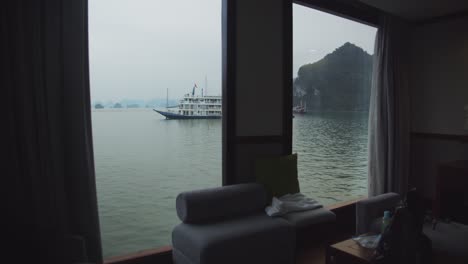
(326, 239, 377, 264)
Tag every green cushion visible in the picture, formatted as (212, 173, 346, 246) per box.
(254, 153, 300, 201)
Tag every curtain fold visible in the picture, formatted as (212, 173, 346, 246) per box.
(5, 0, 102, 263)
(368, 15, 411, 197)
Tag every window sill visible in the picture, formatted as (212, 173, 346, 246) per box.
(104, 245, 172, 264)
(326, 196, 366, 211)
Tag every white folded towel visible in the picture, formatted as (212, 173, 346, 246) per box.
(265, 193, 323, 217)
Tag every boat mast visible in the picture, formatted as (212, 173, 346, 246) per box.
(166, 88, 168, 108)
(205, 75, 208, 96)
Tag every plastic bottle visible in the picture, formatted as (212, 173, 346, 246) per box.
(382, 210, 391, 233)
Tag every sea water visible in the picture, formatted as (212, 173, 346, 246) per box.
(92, 108, 368, 257)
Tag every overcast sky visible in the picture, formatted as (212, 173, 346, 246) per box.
(89, 1, 376, 102)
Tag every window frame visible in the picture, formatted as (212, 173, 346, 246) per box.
(290, 0, 378, 205)
(222, 0, 380, 185)
(101, 0, 381, 262)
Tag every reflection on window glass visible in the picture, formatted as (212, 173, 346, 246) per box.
(89, 0, 221, 258)
(292, 4, 377, 205)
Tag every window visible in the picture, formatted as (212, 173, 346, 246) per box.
(292, 4, 377, 205)
(89, 0, 221, 258)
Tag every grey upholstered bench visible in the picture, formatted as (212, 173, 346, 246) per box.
(172, 183, 336, 264)
(172, 183, 295, 264)
(282, 207, 336, 246)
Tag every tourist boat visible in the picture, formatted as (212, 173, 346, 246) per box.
(154, 84, 222, 119)
(293, 100, 307, 114)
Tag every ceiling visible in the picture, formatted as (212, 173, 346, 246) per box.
(359, 0, 468, 21)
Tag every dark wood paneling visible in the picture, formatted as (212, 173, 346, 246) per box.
(223, 0, 293, 184)
(415, 9, 468, 25)
(411, 132, 468, 142)
(222, 0, 237, 186)
(234, 143, 285, 183)
(294, 0, 381, 27)
(283, 0, 293, 155)
(296, 0, 468, 27)
(328, 198, 363, 236)
(233, 135, 286, 144)
(434, 161, 468, 223)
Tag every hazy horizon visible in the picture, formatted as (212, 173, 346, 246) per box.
(89, 1, 376, 102)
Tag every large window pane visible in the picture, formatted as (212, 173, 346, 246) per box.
(293, 4, 377, 205)
(89, 0, 221, 258)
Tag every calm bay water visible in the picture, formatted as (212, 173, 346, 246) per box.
(92, 108, 368, 258)
(293, 111, 368, 204)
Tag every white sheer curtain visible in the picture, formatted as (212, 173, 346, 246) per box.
(368, 15, 411, 197)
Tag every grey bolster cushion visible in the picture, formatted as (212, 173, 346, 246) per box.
(176, 183, 267, 223)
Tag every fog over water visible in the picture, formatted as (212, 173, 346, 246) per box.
(89, 0, 376, 102)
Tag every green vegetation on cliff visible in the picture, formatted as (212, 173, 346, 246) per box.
(294, 42, 373, 112)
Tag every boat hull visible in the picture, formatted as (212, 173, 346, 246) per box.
(153, 109, 221, 120)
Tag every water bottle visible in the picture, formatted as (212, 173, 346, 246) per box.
(382, 210, 391, 233)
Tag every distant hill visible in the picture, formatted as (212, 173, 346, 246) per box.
(126, 104, 140, 108)
(294, 42, 373, 112)
(94, 103, 104, 109)
(92, 98, 178, 108)
(121, 99, 146, 107)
